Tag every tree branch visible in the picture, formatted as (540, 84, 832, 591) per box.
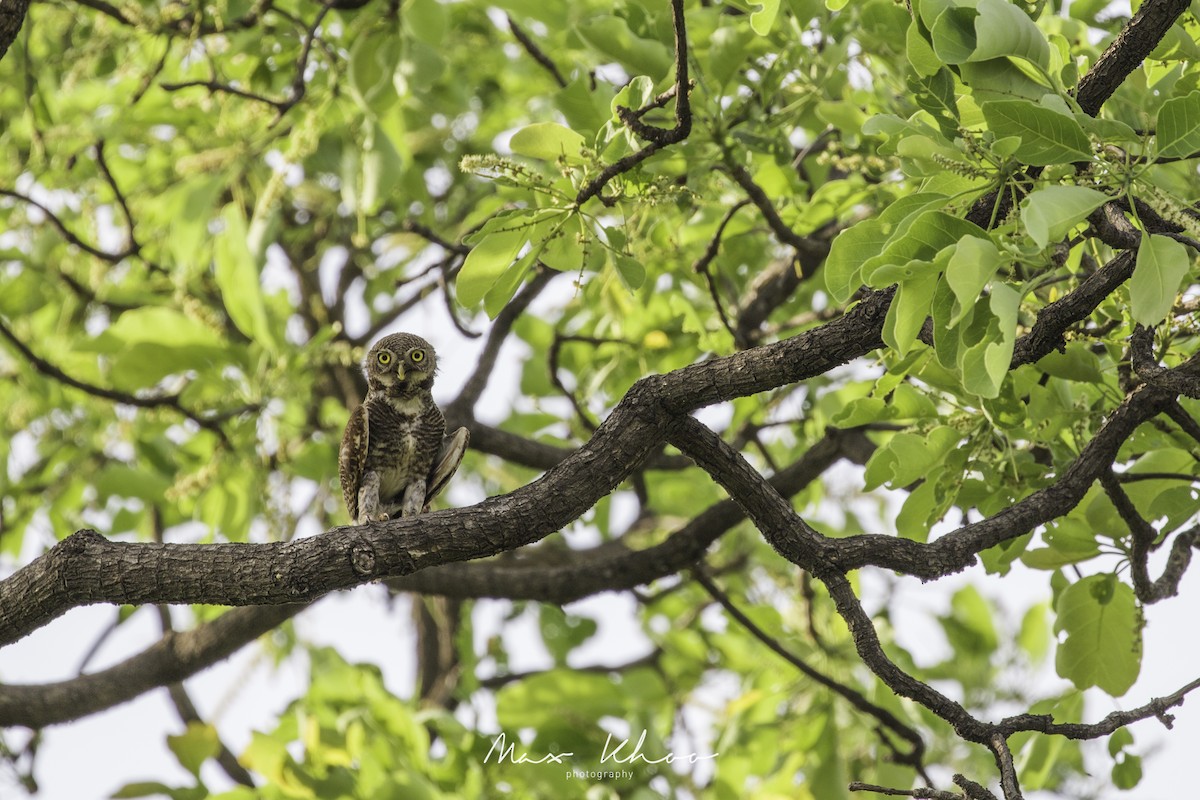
(506, 15, 567, 88)
(1131, 325, 1200, 399)
(391, 427, 866, 602)
(995, 675, 1200, 739)
(0, 290, 896, 645)
(574, 0, 691, 206)
(445, 266, 556, 419)
(0, 187, 137, 264)
(1075, 0, 1192, 116)
(0, 317, 241, 444)
(0, 605, 302, 728)
(694, 569, 928, 776)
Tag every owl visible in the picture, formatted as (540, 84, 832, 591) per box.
(339, 333, 470, 524)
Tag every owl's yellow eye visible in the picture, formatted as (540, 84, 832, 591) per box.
(377, 352, 392, 365)
(410, 349, 426, 363)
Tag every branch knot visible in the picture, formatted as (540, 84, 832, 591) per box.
(349, 540, 378, 577)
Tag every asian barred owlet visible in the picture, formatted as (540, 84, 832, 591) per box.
(339, 333, 470, 524)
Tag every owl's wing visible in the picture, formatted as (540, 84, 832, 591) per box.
(339, 403, 369, 522)
(425, 426, 470, 507)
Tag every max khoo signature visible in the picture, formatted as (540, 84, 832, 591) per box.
(485, 729, 719, 767)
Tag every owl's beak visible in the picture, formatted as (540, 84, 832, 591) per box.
(396, 365, 406, 380)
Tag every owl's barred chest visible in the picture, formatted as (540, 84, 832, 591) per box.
(365, 394, 443, 499)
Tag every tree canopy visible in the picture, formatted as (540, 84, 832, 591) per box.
(2, 0, 1200, 797)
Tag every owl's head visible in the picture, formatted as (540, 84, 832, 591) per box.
(363, 332, 438, 395)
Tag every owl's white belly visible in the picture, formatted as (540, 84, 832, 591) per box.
(377, 432, 423, 498)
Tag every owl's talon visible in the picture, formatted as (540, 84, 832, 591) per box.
(374, 512, 390, 522)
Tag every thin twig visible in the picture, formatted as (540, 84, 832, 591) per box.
(574, 0, 691, 206)
(0, 317, 236, 444)
(849, 782, 962, 800)
(506, 15, 567, 88)
(691, 199, 750, 346)
(694, 569, 928, 778)
(0, 188, 136, 264)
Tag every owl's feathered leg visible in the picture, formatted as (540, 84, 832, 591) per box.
(423, 427, 470, 511)
(400, 478, 428, 518)
(357, 470, 390, 523)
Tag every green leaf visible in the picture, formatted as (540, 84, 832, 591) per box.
(1131, 234, 1191, 325)
(831, 396, 891, 428)
(348, 30, 402, 112)
(864, 426, 960, 490)
(1155, 91, 1200, 159)
(708, 25, 755, 87)
(957, 282, 1019, 397)
(1054, 574, 1141, 696)
(509, 122, 586, 161)
(90, 307, 224, 352)
(906, 21, 942, 77)
(94, 465, 172, 503)
(825, 218, 889, 302)
(1108, 727, 1134, 757)
(496, 669, 636, 728)
(215, 204, 277, 351)
(981, 100, 1092, 165)
(929, 0, 1050, 69)
(615, 254, 646, 289)
(538, 606, 599, 663)
(111, 782, 182, 798)
(882, 266, 939, 355)
(1113, 754, 1143, 789)
(576, 16, 673, 78)
(968, 0, 1050, 68)
(483, 246, 539, 318)
(541, 216, 585, 273)
(943, 585, 999, 654)
(862, 210, 987, 286)
(555, 75, 611, 132)
(1018, 602, 1051, 663)
(944, 235, 1003, 327)
(358, 121, 405, 214)
(959, 57, 1051, 100)
(750, 0, 781, 35)
(406, 0, 448, 45)
(1021, 186, 1109, 250)
(167, 722, 221, 776)
(167, 177, 224, 270)
(456, 227, 528, 308)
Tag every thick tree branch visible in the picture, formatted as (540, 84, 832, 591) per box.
(1075, 0, 1192, 116)
(1131, 325, 1200, 399)
(0, 0, 30, 64)
(0, 605, 303, 728)
(1010, 250, 1135, 368)
(0, 430, 862, 729)
(391, 427, 866, 601)
(0, 290, 895, 645)
(965, 0, 1190, 229)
